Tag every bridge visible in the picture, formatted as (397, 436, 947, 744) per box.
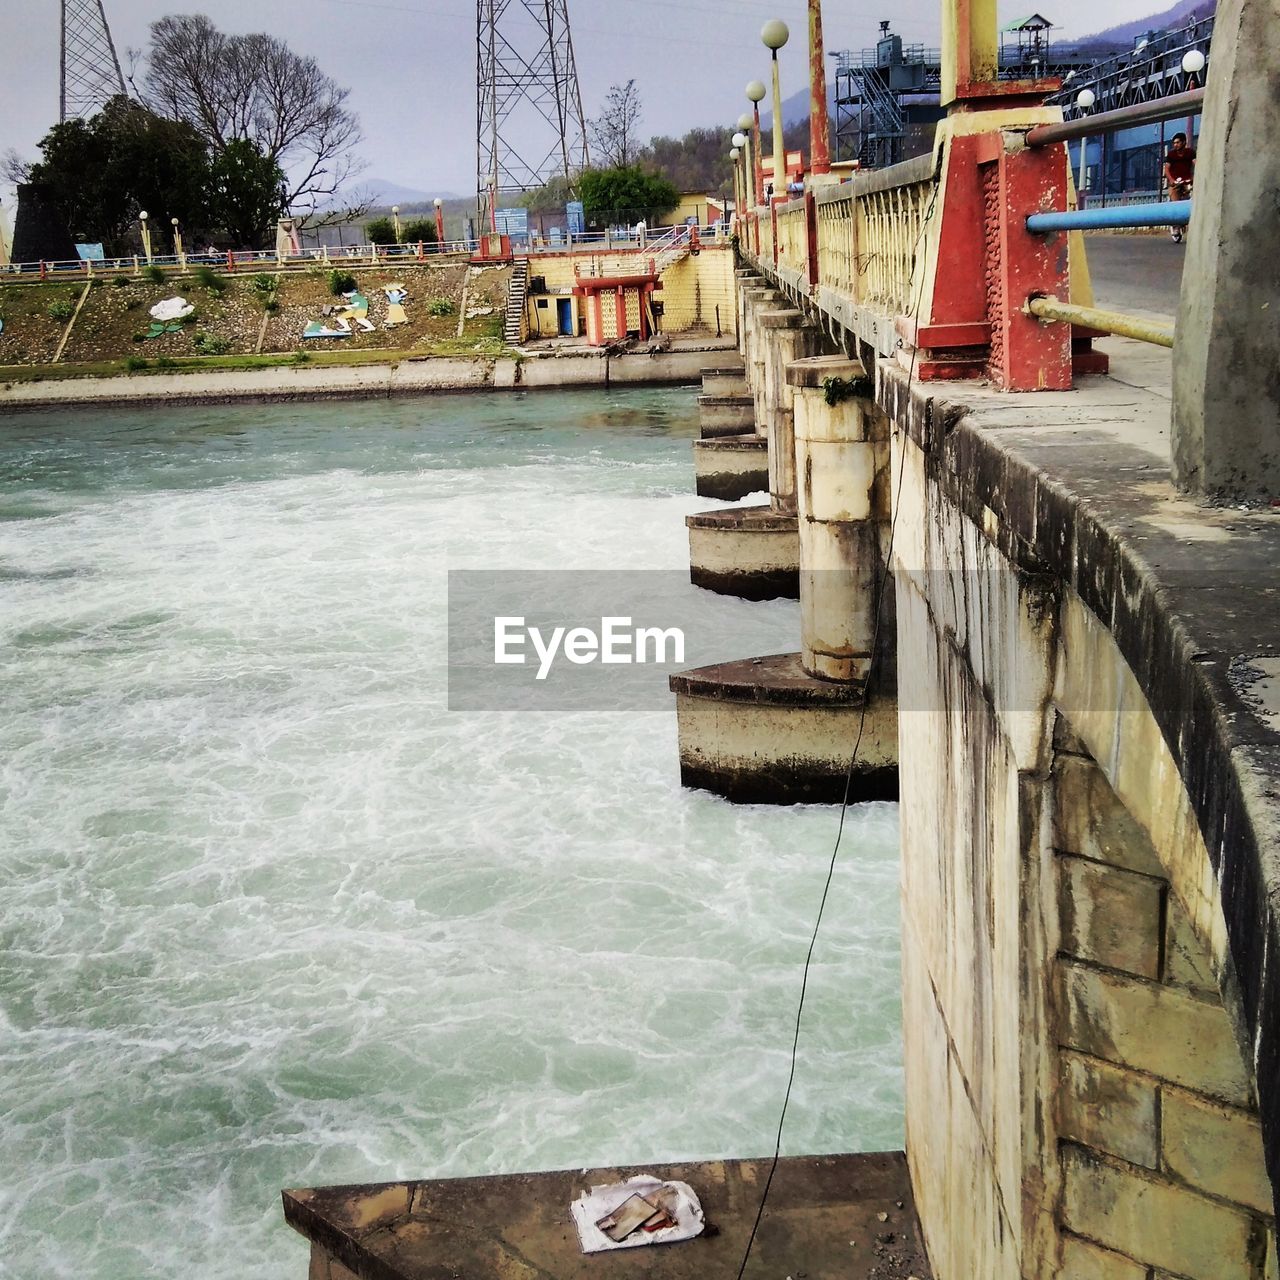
(283, 1, 1278, 1277)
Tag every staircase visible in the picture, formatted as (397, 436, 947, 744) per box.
(503, 259, 529, 345)
(578, 226, 695, 282)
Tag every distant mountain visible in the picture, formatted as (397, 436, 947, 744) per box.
(357, 179, 461, 207)
(1075, 0, 1214, 49)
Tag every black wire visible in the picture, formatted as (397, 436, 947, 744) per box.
(734, 185, 939, 1280)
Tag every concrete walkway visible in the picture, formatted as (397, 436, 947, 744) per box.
(284, 1153, 932, 1280)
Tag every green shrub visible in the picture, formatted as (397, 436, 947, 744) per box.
(193, 331, 230, 356)
(89, 277, 104, 288)
(144, 264, 166, 284)
(427, 298, 457, 317)
(262, 296, 280, 313)
(111, 275, 133, 288)
(252, 272, 276, 293)
(125, 356, 149, 371)
(188, 263, 221, 289)
(292, 349, 311, 365)
(131, 331, 147, 343)
(47, 299, 75, 321)
(125, 298, 141, 310)
(156, 356, 177, 369)
(400, 218, 438, 245)
(328, 269, 357, 295)
(365, 216, 395, 245)
(179, 310, 199, 326)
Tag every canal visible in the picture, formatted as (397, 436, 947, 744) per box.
(0, 388, 901, 1278)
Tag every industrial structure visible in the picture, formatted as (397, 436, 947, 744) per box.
(1049, 16, 1215, 200)
(475, 0, 590, 232)
(59, 0, 125, 122)
(834, 16, 1095, 170)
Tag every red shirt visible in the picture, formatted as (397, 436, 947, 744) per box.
(1166, 148, 1196, 184)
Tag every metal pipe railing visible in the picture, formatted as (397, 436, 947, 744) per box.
(1027, 296, 1174, 348)
(1026, 87, 1204, 146)
(1027, 201, 1191, 233)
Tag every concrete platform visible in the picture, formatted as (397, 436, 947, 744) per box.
(670, 652, 899, 804)
(692, 434, 770, 501)
(700, 365, 748, 397)
(284, 1152, 931, 1280)
(686, 505, 799, 600)
(697, 392, 756, 437)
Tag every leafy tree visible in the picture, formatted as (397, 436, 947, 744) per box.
(639, 126, 735, 198)
(589, 80, 643, 168)
(25, 96, 210, 251)
(578, 166, 679, 223)
(399, 217, 438, 244)
(365, 216, 396, 244)
(142, 14, 362, 220)
(517, 174, 578, 212)
(209, 139, 283, 247)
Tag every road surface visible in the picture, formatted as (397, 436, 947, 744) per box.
(1084, 233, 1185, 318)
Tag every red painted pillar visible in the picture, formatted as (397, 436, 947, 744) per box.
(805, 190, 819, 287)
(226, 250, 236, 272)
(435, 204, 446, 246)
(808, 0, 831, 176)
(615, 287, 627, 338)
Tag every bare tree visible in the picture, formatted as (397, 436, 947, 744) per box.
(1, 149, 32, 185)
(589, 80, 643, 169)
(142, 14, 363, 219)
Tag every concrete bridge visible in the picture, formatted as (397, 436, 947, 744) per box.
(284, 1, 1277, 1277)
(672, 0, 1280, 1276)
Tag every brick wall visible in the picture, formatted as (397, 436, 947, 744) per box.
(1052, 724, 1277, 1280)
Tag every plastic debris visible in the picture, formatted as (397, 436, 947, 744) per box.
(570, 1175, 704, 1253)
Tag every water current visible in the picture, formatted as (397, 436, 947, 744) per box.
(0, 387, 901, 1279)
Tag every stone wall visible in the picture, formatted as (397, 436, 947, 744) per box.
(888, 381, 1277, 1280)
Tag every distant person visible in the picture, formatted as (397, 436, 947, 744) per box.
(1164, 132, 1196, 243)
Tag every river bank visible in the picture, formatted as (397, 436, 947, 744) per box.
(0, 340, 736, 411)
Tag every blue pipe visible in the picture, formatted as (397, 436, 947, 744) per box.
(1026, 201, 1192, 232)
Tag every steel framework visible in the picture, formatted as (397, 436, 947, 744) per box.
(60, 0, 125, 122)
(476, 0, 589, 228)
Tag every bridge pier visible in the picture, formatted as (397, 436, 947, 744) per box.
(685, 296, 820, 599)
(671, 353, 898, 804)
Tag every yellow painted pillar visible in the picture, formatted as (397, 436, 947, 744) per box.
(941, 0, 998, 105)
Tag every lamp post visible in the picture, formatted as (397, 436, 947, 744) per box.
(761, 20, 789, 202)
(730, 147, 742, 226)
(746, 80, 766, 206)
(391, 204, 401, 243)
(1181, 48, 1204, 146)
(732, 132, 749, 224)
(433, 197, 445, 247)
(1075, 88, 1095, 202)
(736, 112, 754, 213)
(139, 210, 153, 265)
(171, 216, 185, 268)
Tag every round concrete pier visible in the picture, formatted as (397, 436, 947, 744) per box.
(686, 505, 799, 599)
(698, 393, 756, 438)
(669, 652, 899, 803)
(693, 435, 770, 500)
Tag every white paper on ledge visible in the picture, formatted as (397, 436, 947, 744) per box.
(570, 1175, 705, 1254)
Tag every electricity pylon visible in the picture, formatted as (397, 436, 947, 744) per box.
(60, 0, 126, 121)
(476, 0, 590, 229)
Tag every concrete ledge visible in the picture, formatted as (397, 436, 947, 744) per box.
(697, 393, 755, 437)
(670, 652, 899, 804)
(283, 1153, 930, 1280)
(693, 435, 769, 501)
(686, 504, 799, 600)
(701, 366, 748, 397)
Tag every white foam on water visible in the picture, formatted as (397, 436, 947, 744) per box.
(0, 390, 901, 1279)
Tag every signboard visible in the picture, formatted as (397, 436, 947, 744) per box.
(495, 207, 529, 239)
(74, 243, 105, 261)
(566, 201, 585, 235)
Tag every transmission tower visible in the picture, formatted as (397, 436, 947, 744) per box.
(476, 0, 590, 228)
(60, 0, 126, 122)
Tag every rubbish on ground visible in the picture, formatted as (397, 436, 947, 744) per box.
(571, 1175, 703, 1254)
(149, 297, 194, 321)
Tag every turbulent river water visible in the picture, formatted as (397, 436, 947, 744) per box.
(0, 387, 901, 1280)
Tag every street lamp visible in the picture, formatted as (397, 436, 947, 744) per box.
(391, 204, 401, 242)
(171, 216, 185, 267)
(1181, 49, 1205, 77)
(729, 147, 741, 222)
(731, 131, 749, 221)
(433, 197, 445, 247)
(761, 20, 789, 202)
(139, 210, 152, 264)
(747, 80, 766, 206)
(1075, 88, 1095, 198)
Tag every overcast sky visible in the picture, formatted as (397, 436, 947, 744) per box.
(2, 0, 1155, 210)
